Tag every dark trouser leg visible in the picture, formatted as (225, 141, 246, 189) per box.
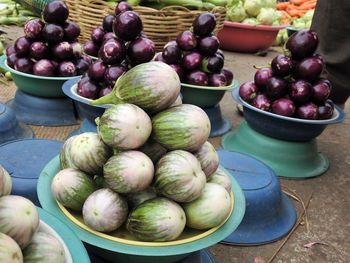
(311, 0, 350, 105)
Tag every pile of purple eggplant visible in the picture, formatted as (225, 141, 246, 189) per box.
(155, 13, 234, 88)
(239, 29, 334, 120)
(79, 2, 156, 99)
(6, 1, 91, 77)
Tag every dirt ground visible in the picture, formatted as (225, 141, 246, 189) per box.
(1, 26, 349, 263)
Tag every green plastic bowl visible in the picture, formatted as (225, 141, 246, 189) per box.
(181, 80, 239, 108)
(38, 156, 245, 263)
(0, 55, 80, 98)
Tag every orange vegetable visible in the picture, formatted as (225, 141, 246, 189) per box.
(299, 1, 316, 9)
(277, 2, 289, 10)
(290, 0, 309, 6)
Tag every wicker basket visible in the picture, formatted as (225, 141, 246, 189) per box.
(65, 0, 226, 51)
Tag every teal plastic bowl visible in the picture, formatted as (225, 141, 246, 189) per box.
(37, 207, 90, 263)
(38, 156, 245, 263)
(181, 80, 239, 108)
(0, 55, 80, 98)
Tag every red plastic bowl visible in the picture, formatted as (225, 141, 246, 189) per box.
(217, 21, 286, 53)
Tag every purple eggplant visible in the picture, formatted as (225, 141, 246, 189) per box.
(296, 102, 318, 119)
(71, 42, 83, 58)
(216, 49, 224, 60)
(186, 70, 209, 86)
(251, 94, 271, 111)
(52, 41, 73, 60)
(14, 37, 32, 57)
(102, 32, 116, 43)
(201, 55, 224, 73)
(254, 68, 273, 90)
(88, 61, 107, 81)
(266, 77, 288, 99)
(127, 37, 155, 66)
(311, 79, 332, 104)
(208, 73, 227, 87)
(221, 68, 233, 85)
(192, 13, 216, 37)
(75, 58, 90, 75)
(29, 42, 48, 60)
(317, 100, 334, 120)
(99, 86, 113, 98)
(58, 61, 76, 77)
(239, 81, 258, 102)
(91, 27, 106, 44)
(271, 55, 293, 77)
(198, 36, 219, 56)
(15, 57, 33, 74)
(104, 65, 126, 86)
(99, 38, 126, 65)
(43, 0, 69, 24)
(77, 79, 100, 99)
(113, 11, 143, 41)
(24, 19, 44, 39)
(103, 15, 116, 32)
(294, 56, 324, 81)
(115, 1, 133, 16)
(33, 59, 55, 76)
(176, 31, 197, 51)
(83, 40, 99, 57)
(5, 45, 16, 56)
(7, 53, 19, 68)
(289, 80, 313, 104)
(286, 29, 318, 60)
(182, 52, 202, 71)
(63, 21, 81, 42)
(271, 98, 295, 117)
(42, 24, 64, 43)
(162, 41, 182, 64)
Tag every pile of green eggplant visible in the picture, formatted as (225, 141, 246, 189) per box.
(0, 0, 38, 25)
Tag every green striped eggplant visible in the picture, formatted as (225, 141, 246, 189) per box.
(82, 188, 128, 233)
(182, 183, 231, 230)
(0, 195, 39, 249)
(51, 168, 97, 211)
(126, 197, 186, 242)
(207, 167, 232, 193)
(137, 139, 167, 164)
(97, 104, 152, 150)
(0, 233, 23, 263)
(152, 104, 211, 152)
(104, 151, 154, 194)
(169, 95, 183, 107)
(59, 135, 78, 170)
(0, 165, 12, 197)
(154, 150, 206, 203)
(68, 132, 112, 175)
(23, 232, 65, 263)
(91, 61, 181, 114)
(194, 141, 219, 177)
(126, 188, 157, 209)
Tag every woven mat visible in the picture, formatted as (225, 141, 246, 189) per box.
(1, 80, 80, 141)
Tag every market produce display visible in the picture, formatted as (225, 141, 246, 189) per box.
(5, 1, 91, 77)
(53, 60, 233, 242)
(155, 12, 234, 87)
(0, 167, 66, 263)
(239, 29, 334, 120)
(226, 0, 284, 26)
(80, 2, 156, 99)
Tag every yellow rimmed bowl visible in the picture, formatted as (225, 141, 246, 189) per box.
(181, 80, 239, 108)
(38, 156, 245, 263)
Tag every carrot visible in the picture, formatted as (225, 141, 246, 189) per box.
(277, 2, 289, 10)
(287, 9, 306, 17)
(290, 0, 309, 6)
(280, 10, 291, 19)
